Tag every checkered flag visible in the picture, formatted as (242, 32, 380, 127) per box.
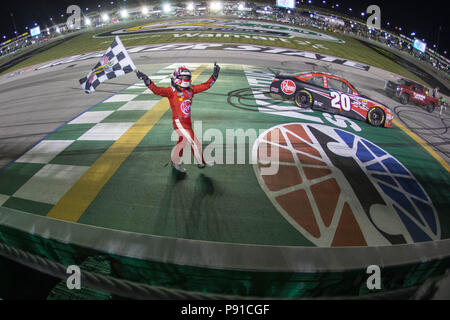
(79, 36, 136, 94)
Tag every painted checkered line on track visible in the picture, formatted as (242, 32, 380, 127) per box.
(0, 64, 201, 214)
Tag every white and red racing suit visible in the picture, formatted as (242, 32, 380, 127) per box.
(147, 77, 216, 164)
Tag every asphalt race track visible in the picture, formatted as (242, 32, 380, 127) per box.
(1, 46, 449, 298)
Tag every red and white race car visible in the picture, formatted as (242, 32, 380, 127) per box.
(270, 72, 394, 128)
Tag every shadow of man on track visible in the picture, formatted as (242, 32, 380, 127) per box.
(153, 169, 222, 239)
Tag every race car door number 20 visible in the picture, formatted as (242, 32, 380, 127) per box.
(330, 92, 352, 112)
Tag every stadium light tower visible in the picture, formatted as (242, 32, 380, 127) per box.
(120, 9, 128, 18)
(187, 2, 194, 11)
(163, 3, 171, 13)
(142, 6, 149, 15)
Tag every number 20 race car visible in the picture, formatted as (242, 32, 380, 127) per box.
(269, 72, 394, 128)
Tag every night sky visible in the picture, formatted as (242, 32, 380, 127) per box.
(1, 0, 449, 56)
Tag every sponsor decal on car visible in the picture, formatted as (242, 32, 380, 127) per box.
(360, 99, 368, 107)
(314, 101, 324, 107)
(281, 80, 296, 95)
(270, 87, 279, 93)
(253, 123, 440, 247)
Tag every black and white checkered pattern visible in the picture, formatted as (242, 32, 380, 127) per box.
(79, 36, 136, 94)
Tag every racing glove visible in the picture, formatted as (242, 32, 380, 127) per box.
(136, 70, 152, 86)
(212, 62, 220, 81)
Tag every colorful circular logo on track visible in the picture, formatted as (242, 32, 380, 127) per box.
(281, 80, 296, 95)
(253, 123, 440, 247)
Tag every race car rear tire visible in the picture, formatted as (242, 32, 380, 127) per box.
(400, 93, 409, 105)
(294, 90, 313, 109)
(367, 107, 385, 127)
(427, 102, 435, 113)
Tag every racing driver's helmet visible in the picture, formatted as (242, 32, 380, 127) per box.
(172, 66, 192, 88)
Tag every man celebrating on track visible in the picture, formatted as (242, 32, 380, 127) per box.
(136, 63, 220, 173)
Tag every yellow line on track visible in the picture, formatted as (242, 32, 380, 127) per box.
(47, 64, 208, 222)
(393, 119, 450, 172)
